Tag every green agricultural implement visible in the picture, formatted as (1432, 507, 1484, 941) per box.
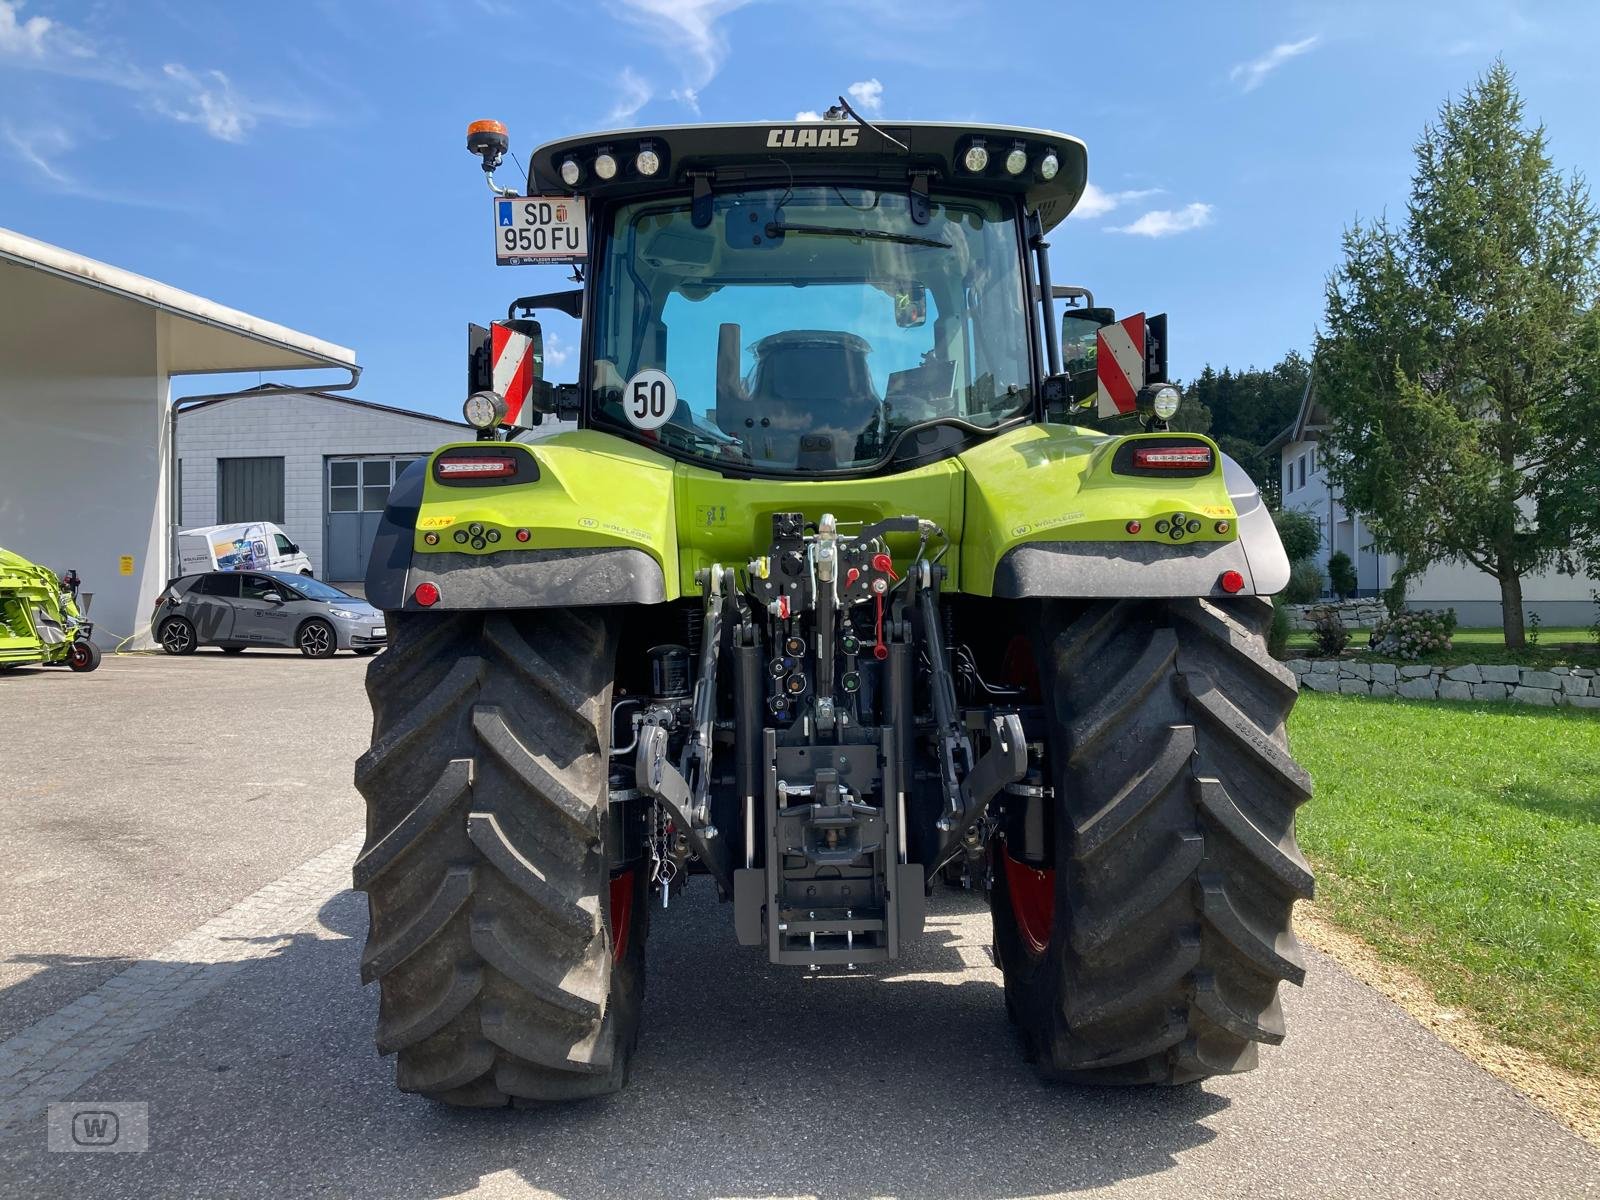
(352, 112, 1311, 1106)
(0, 547, 101, 672)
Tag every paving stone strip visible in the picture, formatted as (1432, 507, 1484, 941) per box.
(0, 831, 363, 1135)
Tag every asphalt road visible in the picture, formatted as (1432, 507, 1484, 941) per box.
(2, 653, 1596, 1199)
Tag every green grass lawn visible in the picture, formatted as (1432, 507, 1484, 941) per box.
(1285, 625, 1599, 669)
(1288, 692, 1600, 1076)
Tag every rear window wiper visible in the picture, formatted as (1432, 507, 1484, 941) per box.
(765, 221, 949, 250)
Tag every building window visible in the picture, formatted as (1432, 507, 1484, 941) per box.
(328, 456, 425, 514)
(1309, 446, 1317, 475)
(1297, 454, 1306, 490)
(217, 456, 285, 524)
(1284, 464, 1293, 495)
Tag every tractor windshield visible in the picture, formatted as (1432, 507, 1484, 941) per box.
(589, 185, 1033, 473)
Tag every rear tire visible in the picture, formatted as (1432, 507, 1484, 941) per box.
(991, 597, 1313, 1084)
(159, 617, 197, 655)
(353, 608, 645, 1106)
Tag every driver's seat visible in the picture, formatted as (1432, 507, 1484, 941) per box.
(737, 330, 880, 467)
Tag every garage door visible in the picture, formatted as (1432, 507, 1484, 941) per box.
(218, 456, 285, 523)
(325, 456, 422, 582)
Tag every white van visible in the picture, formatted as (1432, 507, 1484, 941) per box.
(177, 523, 315, 577)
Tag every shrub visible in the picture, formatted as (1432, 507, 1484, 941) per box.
(1592, 590, 1600, 646)
(1327, 550, 1358, 600)
(1309, 606, 1351, 656)
(1527, 610, 1542, 646)
(1381, 572, 1409, 617)
(1273, 509, 1321, 564)
(1370, 608, 1456, 660)
(1281, 559, 1324, 605)
(1268, 596, 1291, 659)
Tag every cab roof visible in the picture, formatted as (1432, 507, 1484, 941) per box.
(524, 121, 1089, 230)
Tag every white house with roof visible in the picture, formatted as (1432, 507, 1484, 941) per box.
(1272, 381, 1597, 627)
(0, 226, 356, 649)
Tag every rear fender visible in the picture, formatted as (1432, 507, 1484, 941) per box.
(960, 425, 1289, 598)
(365, 432, 680, 612)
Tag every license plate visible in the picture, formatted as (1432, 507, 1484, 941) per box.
(494, 196, 587, 264)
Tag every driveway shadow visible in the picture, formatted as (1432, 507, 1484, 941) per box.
(3, 885, 1225, 1199)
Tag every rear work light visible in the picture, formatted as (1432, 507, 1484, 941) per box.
(435, 456, 517, 479)
(1132, 445, 1214, 469)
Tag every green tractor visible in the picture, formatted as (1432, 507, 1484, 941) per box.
(0, 547, 101, 673)
(353, 112, 1310, 1106)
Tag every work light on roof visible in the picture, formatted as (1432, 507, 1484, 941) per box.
(962, 139, 989, 173)
(559, 157, 583, 187)
(1151, 385, 1182, 421)
(593, 150, 618, 181)
(635, 145, 661, 177)
(1004, 143, 1028, 176)
(1038, 150, 1060, 181)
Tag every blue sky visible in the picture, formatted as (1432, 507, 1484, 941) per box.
(4, 1, 1599, 419)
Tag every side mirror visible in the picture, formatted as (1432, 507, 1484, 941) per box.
(1061, 306, 1116, 365)
(894, 283, 928, 329)
(262, 592, 285, 605)
(469, 319, 549, 429)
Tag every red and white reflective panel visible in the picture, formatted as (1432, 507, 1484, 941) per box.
(1096, 312, 1147, 418)
(490, 321, 537, 427)
(1132, 445, 1213, 469)
(436, 455, 517, 478)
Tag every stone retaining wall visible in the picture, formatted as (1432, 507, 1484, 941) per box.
(1287, 599, 1386, 630)
(1284, 659, 1599, 707)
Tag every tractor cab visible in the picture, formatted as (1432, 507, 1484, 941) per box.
(466, 118, 1129, 474)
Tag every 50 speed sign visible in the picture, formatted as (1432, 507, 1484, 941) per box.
(493, 196, 588, 264)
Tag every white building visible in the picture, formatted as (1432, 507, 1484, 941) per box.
(1273, 381, 1597, 626)
(0, 227, 355, 649)
(178, 390, 470, 584)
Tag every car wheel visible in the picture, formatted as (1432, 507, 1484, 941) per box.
(222, 647, 246, 655)
(160, 617, 197, 655)
(298, 619, 337, 659)
(300, 569, 314, 577)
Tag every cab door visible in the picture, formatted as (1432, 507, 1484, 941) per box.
(231, 574, 298, 646)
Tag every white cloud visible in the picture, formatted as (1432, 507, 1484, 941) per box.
(607, 67, 653, 124)
(1, 118, 73, 184)
(1230, 35, 1319, 92)
(0, 0, 49, 57)
(846, 78, 883, 114)
(1070, 183, 1162, 221)
(1107, 202, 1215, 238)
(0, 1, 320, 142)
(544, 332, 571, 368)
(612, 0, 753, 107)
(794, 109, 823, 122)
(156, 65, 253, 143)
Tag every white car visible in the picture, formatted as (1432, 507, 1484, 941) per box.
(177, 522, 314, 577)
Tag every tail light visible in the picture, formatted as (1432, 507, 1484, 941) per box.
(432, 445, 538, 487)
(435, 456, 517, 479)
(1133, 445, 1213, 470)
(1111, 436, 1217, 478)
